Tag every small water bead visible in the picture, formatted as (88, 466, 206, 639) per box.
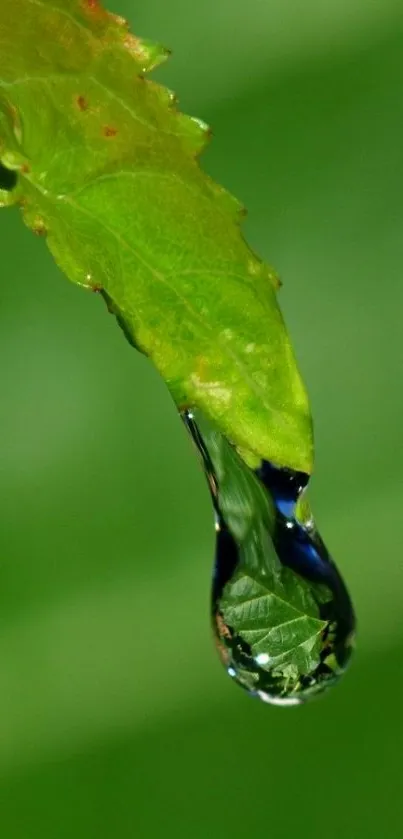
(183, 409, 355, 706)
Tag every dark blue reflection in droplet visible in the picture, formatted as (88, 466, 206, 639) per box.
(183, 409, 355, 706)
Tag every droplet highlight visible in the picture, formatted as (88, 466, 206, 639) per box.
(183, 409, 355, 706)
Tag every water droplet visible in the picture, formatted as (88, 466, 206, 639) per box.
(183, 409, 355, 706)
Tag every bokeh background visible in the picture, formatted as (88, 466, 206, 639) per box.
(1, 0, 403, 836)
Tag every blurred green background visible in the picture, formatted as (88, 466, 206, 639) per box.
(1, 0, 403, 836)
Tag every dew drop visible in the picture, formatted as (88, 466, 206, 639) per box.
(183, 409, 355, 706)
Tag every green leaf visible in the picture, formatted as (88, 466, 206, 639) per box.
(0, 0, 313, 472)
(220, 570, 327, 681)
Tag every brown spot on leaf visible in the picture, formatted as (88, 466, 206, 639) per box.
(76, 95, 89, 111)
(81, 0, 114, 26)
(20, 163, 30, 174)
(103, 125, 118, 138)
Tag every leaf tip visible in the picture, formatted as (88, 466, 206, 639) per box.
(190, 116, 212, 155)
(123, 34, 171, 73)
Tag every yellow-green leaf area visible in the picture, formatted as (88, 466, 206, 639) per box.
(0, 0, 313, 472)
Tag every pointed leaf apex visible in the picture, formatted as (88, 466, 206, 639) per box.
(175, 113, 212, 157)
(123, 35, 171, 73)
